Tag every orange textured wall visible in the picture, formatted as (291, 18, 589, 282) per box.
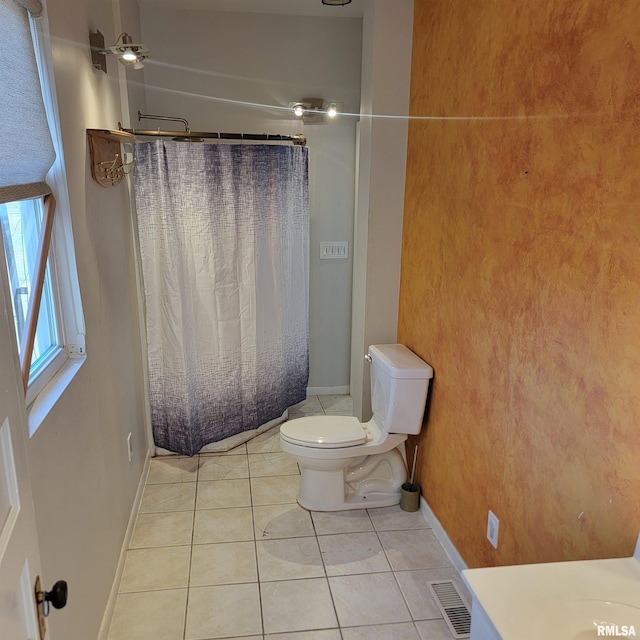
(400, 0, 640, 567)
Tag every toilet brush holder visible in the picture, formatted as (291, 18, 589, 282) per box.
(400, 482, 420, 512)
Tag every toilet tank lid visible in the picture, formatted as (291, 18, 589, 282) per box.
(368, 344, 434, 379)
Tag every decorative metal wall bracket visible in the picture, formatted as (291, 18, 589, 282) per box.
(86, 129, 135, 187)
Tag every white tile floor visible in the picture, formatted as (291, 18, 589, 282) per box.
(107, 396, 468, 640)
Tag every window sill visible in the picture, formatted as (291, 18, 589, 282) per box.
(27, 355, 86, 437)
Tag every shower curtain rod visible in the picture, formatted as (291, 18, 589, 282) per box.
(120, 128, 307, 145)
(120, 111, 306, 145)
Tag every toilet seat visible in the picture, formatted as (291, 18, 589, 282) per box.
(280, 416, 366, 449)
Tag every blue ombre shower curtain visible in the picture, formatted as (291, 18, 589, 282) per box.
(134, 141, 309, 456)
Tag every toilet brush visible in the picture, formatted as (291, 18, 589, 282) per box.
(400, 444, 420, 511)
(409, 444, 418, 490)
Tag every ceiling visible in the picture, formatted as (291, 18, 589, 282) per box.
(137, 0, 365, 17)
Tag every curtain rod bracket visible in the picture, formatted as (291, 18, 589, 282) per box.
(86, 129, 135, 187)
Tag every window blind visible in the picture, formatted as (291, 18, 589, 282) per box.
(0, 0, 56, 204)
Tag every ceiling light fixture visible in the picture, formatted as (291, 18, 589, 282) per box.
(322, 0, 352, 5)
(90, 30, 151, 72)
(289, 99, 342, 124)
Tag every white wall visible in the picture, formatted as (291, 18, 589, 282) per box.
(19, 1, 150, 638)
(137, 7, 362, 390)
(351, 0, 414, 420)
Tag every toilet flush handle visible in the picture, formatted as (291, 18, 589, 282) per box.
(364, 353, 372, 363)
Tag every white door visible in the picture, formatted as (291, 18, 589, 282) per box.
(0, 272, 44, 638)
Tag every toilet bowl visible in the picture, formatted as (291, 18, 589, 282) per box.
(280, 344, 433, 511)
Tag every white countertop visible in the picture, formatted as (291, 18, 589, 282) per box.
(462, 538, 640, 640)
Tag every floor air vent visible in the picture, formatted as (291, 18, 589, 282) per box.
(427, 580, 471, 639)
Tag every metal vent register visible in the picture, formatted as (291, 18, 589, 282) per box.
(427, 580, 472, 639)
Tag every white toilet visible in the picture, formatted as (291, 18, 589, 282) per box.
(280, 344, 434, 511)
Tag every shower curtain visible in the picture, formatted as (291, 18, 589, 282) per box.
(134, 141, 309, 456)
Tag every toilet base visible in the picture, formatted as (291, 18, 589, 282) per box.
(295, 446, 408, 512)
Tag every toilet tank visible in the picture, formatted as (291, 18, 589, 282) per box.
(368, 344, 434, 435)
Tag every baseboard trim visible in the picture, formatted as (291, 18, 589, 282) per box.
(307, 385, 350, 395)
(420, 495, 468, 573)
(97, 450, 152, 640)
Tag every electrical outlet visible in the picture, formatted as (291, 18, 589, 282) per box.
(127, 432, 133, 463)
(487, 510, 499, 548)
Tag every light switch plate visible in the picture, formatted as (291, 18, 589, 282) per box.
(320, 242, 349, 260)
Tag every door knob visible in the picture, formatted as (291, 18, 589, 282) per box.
(45, 580, 68, 610)
(36, 579, 68, 616)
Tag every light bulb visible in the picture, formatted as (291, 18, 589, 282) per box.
(327, 103, 338, 118)
(293, 103, 305, 117)
(121, 49, 137, 62)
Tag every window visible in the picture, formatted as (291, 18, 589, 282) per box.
(1, 198, 60, 365)
(0, 0, 85, 425)
(1, 197, 67, 392)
